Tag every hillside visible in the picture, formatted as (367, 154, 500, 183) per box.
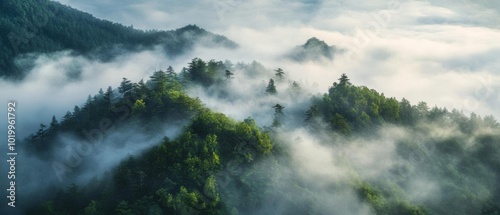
(12, 58, 500, 215)
(0, 0, 236, 79)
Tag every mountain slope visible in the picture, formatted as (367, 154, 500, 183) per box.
(0, 0, 236, 79)
(13, 58, 500, 215)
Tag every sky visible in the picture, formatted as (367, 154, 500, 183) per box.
(50, 0, 499, 120)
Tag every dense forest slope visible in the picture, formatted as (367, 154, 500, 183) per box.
(0, 0, 236, 79)
(14, 58, 500, 215)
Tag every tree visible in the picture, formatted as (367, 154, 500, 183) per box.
(135, 79, 148, 99)
(399, 98, 417, 125)
(273, 104, 284, 116)
(331, 113, 351, 134)
(98, 88, 104, 97)
(167, 187, 201, 215)
(166, 66, 177, 80)
(305, 105, 319, 122)
(188, 58, 210, 86)
(483, 115, 499, 128)
(291, 81, 301, 92)
(166, 68, 183, 91)
(150, 70, 168, 94)
(104, 86, 113, 106)
(379, 97, 400, 122)
(115, 201, 134, 215)
(272, 104, 284, 127)
(119, 78, 133, 95)
(62, 111, 72, 122)
(207, 60, 221, 81)
(37, 124, 47, 145)
(266, 79, 277, 95)
(416, 101, 429, 119)
(132, 99, 146, 115)
(338, 73, 351, 86)
(50, 115, 59, 130)
(225, 70, 234, 81)
(275, 68, 285, 81)
(151, 70, 168, 84)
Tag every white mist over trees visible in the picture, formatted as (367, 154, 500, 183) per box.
(7, 57, 499, 214)
(1, 0, 499, 214)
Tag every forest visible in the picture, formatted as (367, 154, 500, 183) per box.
(19, 58, 500, 215)
(0, 0, 236, 79)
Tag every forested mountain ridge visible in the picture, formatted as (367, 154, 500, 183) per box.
(15, 58, 500, 215)
(0, 0, 236, 79)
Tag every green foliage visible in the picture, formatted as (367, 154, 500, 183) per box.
(23, 60, 500, 215)
(24, 63, 204, 157)
(27, 82, 274, 213)
(131, 99, 146, 115)
(181, 58, 231, 87)
(314, 74, 401, 132)
(84, 200, 99, 215)
(358, 182, 387, 213)
(358, 182, 427, 215)
(305, 105, 320, 122)
(311, 74, 496, 135)
(115, 201, 133, 215)
(0, 0, 236, 79)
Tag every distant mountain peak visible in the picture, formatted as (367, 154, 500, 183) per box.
(287, 37, 342, 62)
(304, 37, 327, 47)
(176, 24, 202, 32)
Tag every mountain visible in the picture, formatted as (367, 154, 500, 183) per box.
(287, 37, 341, 62)
(11, 58, 500, 215)
(0, 0, 237, 79)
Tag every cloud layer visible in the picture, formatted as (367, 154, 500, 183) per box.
(53, 0, 500, 118)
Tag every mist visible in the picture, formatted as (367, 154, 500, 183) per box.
(213, 118, 498, 214)
(3, 0, 499, 137)
(0, 112, 188, 214)
(54, 0, 500, 118)
(1, 0, 499, 214)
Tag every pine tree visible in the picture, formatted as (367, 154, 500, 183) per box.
(50, 115, 59, 130)
(273, 104, 284, 116)
(291, 81, 301, 93)
(275, 68, 285, 81)
(272, 104, 284, 127)
(119, 78, 133, 95)
(338, 73, 351, 86)
(266, 79, 277, 95)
